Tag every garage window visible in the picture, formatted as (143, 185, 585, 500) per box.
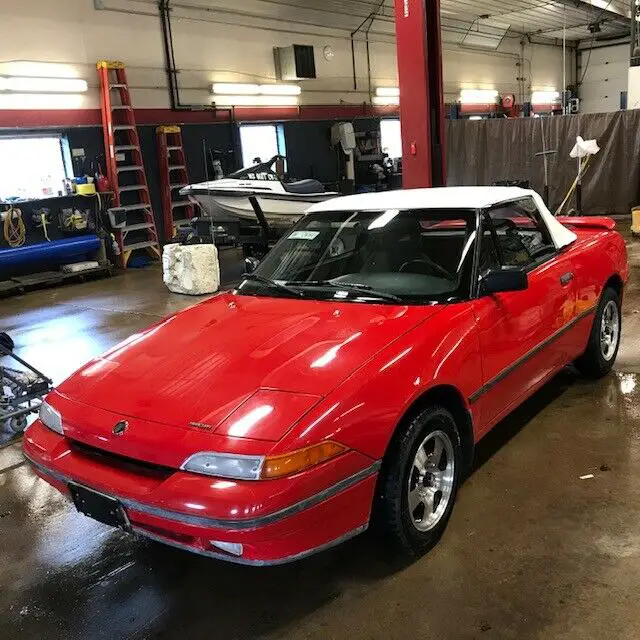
(239, 124, 286, 168)
(0, 135, 72, 202)
(380, 119, 402, 159)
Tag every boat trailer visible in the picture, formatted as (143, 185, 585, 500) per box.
(1, 335, 52, 443)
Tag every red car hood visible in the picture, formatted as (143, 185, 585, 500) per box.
(57, 292, 441, 431)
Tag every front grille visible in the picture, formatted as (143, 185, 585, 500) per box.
(69, 440, 175, 480)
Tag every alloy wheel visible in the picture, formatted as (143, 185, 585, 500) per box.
(407, 430, 455, 532)
(600, 300, 620, 362)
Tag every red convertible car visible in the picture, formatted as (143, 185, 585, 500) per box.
(24, 187, 628, 566)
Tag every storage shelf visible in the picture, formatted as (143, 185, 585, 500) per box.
(1, 192, 113, 206)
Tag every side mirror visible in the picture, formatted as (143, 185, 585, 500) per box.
(244, 256, 260, 274)
(480, 266, 528, 295)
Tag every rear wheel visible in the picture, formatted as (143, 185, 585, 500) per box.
(575, 287, 621, 378)
(378, 406, 462, 556)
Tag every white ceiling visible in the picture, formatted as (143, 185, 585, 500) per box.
(264, 0, 631, 43)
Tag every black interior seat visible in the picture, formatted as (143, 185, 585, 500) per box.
(282, 179, 326, 195)
(359, 218, 424, 273)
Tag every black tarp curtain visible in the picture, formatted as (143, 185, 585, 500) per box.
(446, 110, 640, 215)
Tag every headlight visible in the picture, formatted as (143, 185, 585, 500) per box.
(181, 452, 265, 480)
(39, 400, 64, 435)
(181, 441, 348, 481)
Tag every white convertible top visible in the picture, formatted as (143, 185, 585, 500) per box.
(307, 187, 577, 249)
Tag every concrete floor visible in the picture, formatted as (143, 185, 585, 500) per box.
(2, 236, 640, 640)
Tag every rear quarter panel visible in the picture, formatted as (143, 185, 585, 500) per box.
(565, 228, 628, 356)
(274, 303, 483, 461)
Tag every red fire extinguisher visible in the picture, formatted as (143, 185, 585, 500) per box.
(95, 163, 111, 193)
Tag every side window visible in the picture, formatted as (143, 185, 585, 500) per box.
(479, 229, 500, 273)
(484, 198, 556, 269)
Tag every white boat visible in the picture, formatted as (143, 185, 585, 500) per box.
(180, 156, 339, 231)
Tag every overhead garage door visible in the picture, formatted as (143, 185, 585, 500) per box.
(580, 44, 628, 114)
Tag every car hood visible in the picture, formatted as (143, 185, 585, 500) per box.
(57, 292, 441, 431)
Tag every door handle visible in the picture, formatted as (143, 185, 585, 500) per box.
(560, 272, 574, 286)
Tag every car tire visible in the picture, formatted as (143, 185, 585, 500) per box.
(575, 287, 621, 379)
(377, 406, 462, 557)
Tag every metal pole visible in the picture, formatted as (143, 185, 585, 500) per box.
(351, 37, 357, 91)
(203, 139, 217, 243)
(576, 156, 582, 215)
(541, 117, 549, 206)
(562, 7, 566, 114)
(366, 33, 372, 103)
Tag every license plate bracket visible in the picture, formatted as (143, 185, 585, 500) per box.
(68, 483, 130, 531)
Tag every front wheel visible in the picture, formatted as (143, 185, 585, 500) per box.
(575, 287, 621, 378)
(377, 406, 462, 557)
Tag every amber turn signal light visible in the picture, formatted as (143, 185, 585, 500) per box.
(261, 441, 348, 479)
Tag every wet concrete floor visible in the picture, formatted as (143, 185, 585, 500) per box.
(2, 235, 640, 639)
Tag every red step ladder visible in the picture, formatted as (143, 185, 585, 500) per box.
(97, 60, 161, 268)
(156, 126, 195, 241)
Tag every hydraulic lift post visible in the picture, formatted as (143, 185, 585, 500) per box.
(393, 0, 446, 189)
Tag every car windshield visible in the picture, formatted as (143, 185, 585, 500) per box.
(237, 208, 477, 304)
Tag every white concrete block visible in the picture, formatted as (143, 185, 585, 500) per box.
(163, 243, 220, 295)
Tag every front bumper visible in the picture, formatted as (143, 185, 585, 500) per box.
(23, 421, 380, 566)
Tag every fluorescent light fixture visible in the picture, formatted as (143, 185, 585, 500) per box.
(531, 90, 560, 104)
(259, 84, 301, 95)
(373, 96, 399, 106)
(212, 83, 259, 95)
(469, 115, 483, 120)
(0, 93, 86, 109)
(0, 61, 79, 78)
(376, 87, 400, 97)
(459, 89, 498, 104)
(212, 94, 299, 106)
(0, 76, 88, 93)
(212, 83, 301, 96)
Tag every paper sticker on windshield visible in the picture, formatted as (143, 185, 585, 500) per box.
(289, 231, 320, 240)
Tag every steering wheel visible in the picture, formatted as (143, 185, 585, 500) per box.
(399, 254, 453, 280)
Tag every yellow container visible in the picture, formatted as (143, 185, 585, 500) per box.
(76, 183, 97, 196)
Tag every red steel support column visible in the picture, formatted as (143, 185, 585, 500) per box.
(394, 0, 446, 188)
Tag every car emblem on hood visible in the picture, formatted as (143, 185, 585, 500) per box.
(189, 421, 213, 431)
(112, 420, 128, 436)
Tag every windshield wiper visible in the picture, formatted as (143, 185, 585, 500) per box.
(241, 273, 306, 298)
(286, 280, 402, 303)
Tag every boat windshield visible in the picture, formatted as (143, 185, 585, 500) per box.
(227, 155, 283, 182)
(236, 208, 478, 304)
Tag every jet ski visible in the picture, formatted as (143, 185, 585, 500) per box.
(180, 156, 339, 232)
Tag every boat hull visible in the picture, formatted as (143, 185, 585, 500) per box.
(187, 191, 338, 229)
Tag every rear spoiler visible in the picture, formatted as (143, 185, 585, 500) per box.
(556, 216, 616, 231)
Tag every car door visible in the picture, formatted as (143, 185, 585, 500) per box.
(471, 197, 577, 433)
